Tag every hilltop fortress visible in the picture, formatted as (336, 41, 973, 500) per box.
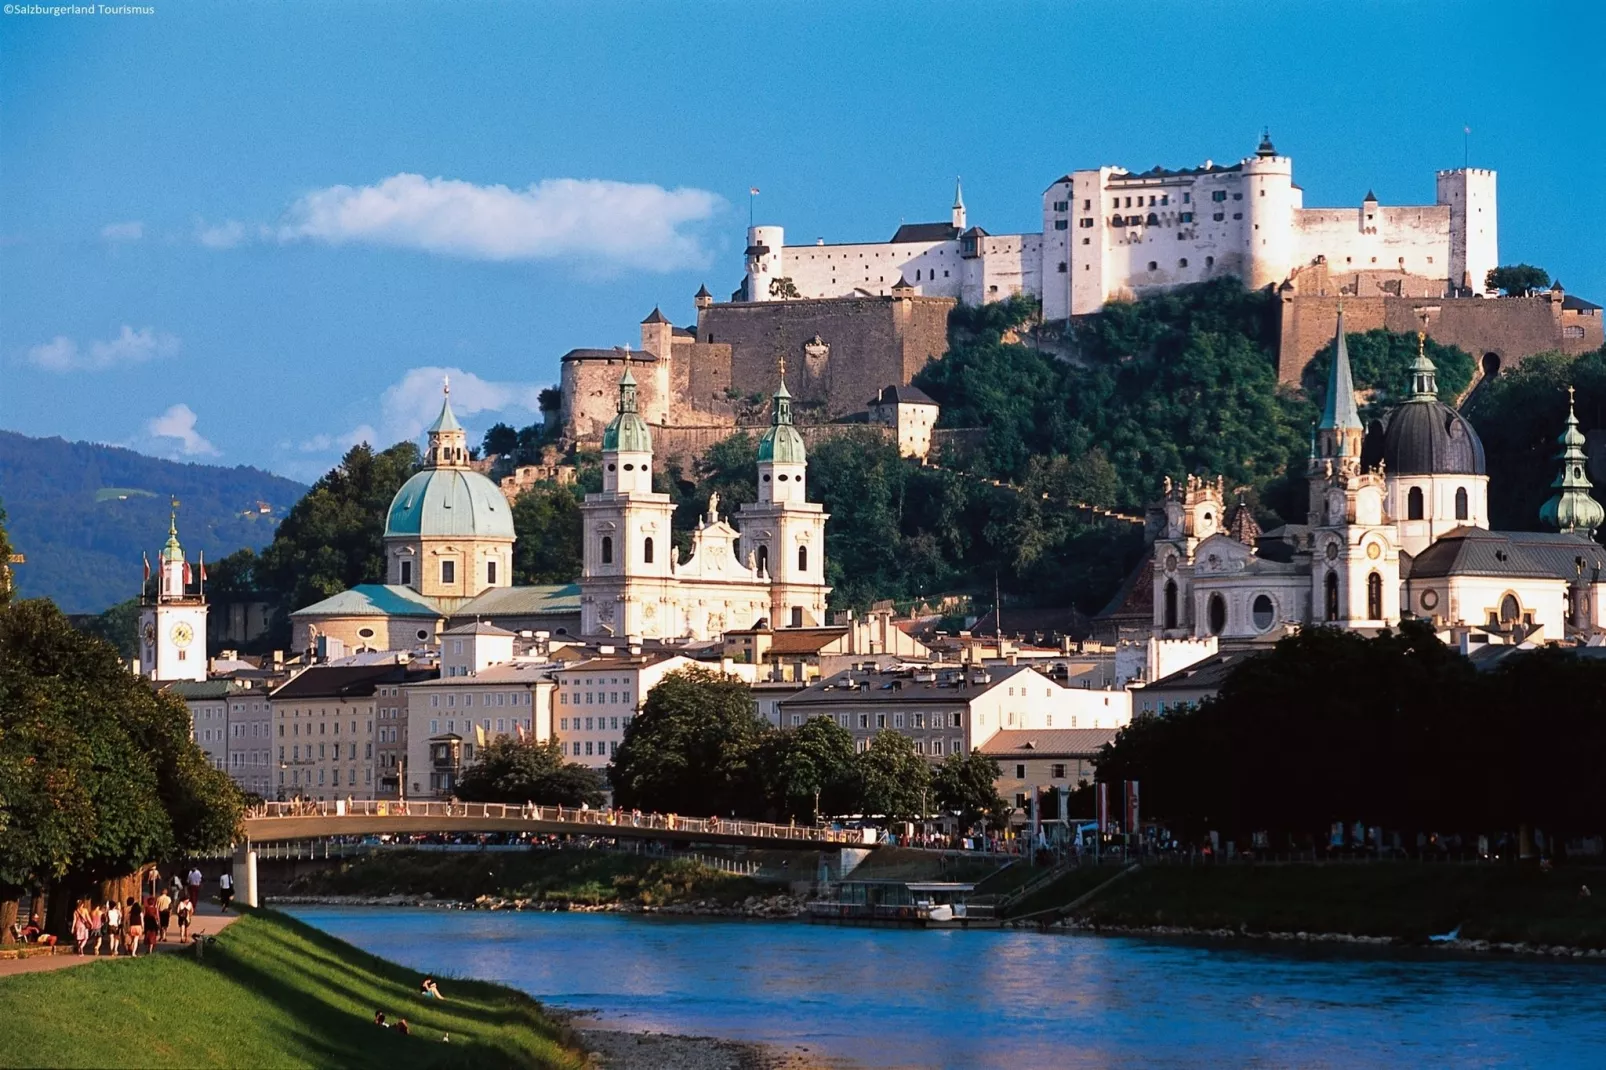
(557, 136, 1600, 456)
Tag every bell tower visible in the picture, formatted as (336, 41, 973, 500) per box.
(138, 502, 208, 683)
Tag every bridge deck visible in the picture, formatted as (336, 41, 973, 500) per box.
(241, 800, 876, 849)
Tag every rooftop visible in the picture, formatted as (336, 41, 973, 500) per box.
(407, 660, 562, 687)
(889, 222, 961, 244)
(784, 664, 1042, 706)
(1143, 652, 1256, 693)
(441, 620, 518, 637)
(979, 728, 1120, 757)
(451, 584, 582, 620)
(270, 663, 436, 702)
(869, 384, 937, 407)
(290, 584, 441, 620)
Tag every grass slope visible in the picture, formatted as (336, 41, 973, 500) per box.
(1073, 863, 1606, 946)
(0, 911, 582, 1069)
(293, 848, 783, 906)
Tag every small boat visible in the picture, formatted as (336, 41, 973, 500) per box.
(806, 880, 998, 928)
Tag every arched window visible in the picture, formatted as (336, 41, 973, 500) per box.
(1455, 487, 1469, 521)
(1206, 593, 1227, 635)
(798, 545, 808, 572)
(1325, 571, 1340, 621)
(1251, 594, 1274, 632)
(1499, 594, 1520, 624)
(601, 536, 613, 565)
(1163, 580, 1178, 630)
(757, 545, 769, 576)
(1367, 571, 1383, 620)
(643, 537, 654, 565)
(1408, 487, 1425, 520)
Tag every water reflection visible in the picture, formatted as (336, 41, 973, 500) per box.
(291, 908, 1606, 1069)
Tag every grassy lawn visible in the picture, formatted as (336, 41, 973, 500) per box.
(1075, 863, 1606, 946)
(292, 848, 783, 906)
(0, 910, 583, 1069)
(848, 847, 1010, 884)
(1005, 865, 1128, 919)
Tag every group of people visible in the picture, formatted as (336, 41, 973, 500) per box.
(68, 891, 195, 956)
(370, 978, 448, 1040)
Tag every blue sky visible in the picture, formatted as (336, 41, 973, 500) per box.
(3, 1, 1602, 483)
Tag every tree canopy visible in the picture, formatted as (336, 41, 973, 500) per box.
(1301, 329, 1475, 420)
(753, 713, 859, 820)
(510, 484, 584, 585)
(1486, 264, 1551, 297)
(933, 748, 1007, 832)
(454, 737, 603, 807)
(855, 730, 932, 823)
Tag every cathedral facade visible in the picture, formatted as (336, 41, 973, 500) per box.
(579, 368, 829, 641)
(1153, 312, 1606, 645)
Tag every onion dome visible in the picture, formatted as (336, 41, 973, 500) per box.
(1539, 387, 1605, 536)
(757, 376, 807, 465)
(1365, 336, 1486, 475)
(602, 368, 653, 454)
(385, 385, 514, 539)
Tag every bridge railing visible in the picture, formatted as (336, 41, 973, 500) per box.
(244, 799, 866, 845)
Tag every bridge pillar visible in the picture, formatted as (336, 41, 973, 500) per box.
(233, 841, 259, 909)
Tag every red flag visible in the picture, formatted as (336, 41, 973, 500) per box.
(199, 552, 207, 583)
(143, 552, 151, 586)
(516, 723, 527, 742)
(183, 561, 192, 586)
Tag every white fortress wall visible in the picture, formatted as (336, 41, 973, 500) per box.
(780, 237, 965, 300)
(1292, 205, 1452, 281)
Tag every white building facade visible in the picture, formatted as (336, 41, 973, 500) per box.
(552, 653, 697, 769)
(139, 511, 208, 684)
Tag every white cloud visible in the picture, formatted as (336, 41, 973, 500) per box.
(297, 425, 377, 453)
(147, 403, 220, 457)
(274, 173, 723, 270)
(376, 366, 544, 443)
(197, 219, 248, 249)
(25, 326, 180, 372)
(101, 221, 144, 242)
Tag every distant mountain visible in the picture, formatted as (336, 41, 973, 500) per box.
(0, 431, 307, 612)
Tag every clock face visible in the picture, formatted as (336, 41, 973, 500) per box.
(142, 622, 157, 646)
(170, 622, 194, 648)
(1325, 542, 1340, 561)
(1366, 542, 1382, 560)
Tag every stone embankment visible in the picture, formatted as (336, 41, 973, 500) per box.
(270, 893, 806, 920)
(1054, 920, 1606, 959)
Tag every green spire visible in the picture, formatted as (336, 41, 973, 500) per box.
(1320, 307, 1362, 433)
(601, 367, 652, 453)
(1539, 386, 1604, 536)
(757, 363, 806, 465)
(160, 500, 185, 563)
(427, 375, 463, 434)
(1408, 332, 1439, 401)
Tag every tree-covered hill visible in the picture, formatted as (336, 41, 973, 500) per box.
(0, 431, 306, 612)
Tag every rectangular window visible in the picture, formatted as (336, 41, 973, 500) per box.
(950, 712, 962, 728)
(610, 716, 619, 730)
(894, 713, 905, 728)
(487, 560, 497, 585)
(952, 738, 963, 755)
(790, 714, 803, 726)
(430, 719, 438, 733)
(1213, 212, 1225, 222)
(1052, 200, 1069, 212)
(1179, 212, 1193, 223)
(1053, 219, 1068, 230)
(497, 718, 506, 732)
(932, 739, 944, 756)
(1051, 763, 1067, 779)
(610, 741, 618, 756)
(585, 717, 594, 730)
(858, 713, 869, 728)
(1212, 190, 1226, 202)
(1015, 763, 1027, 779)
(441, 560, 456, 585)
(585, 741, 594, 756)
(400, 560, 412, 586)
(876, 713, 887, 729)
(1078, 217, 1093, 228)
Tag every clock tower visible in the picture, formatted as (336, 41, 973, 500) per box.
(139, 506, 208, 683)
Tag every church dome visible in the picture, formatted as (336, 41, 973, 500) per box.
(602, 368, 653, 453)
(757, 379, 807, 464)
(385, 467, 514, 539)
(1366, 400, 1486, 476)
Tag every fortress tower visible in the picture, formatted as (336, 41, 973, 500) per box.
(1436, 168, 1499, 294)
(1242, 132, 1298, 292)
(745, 225, 786, 302)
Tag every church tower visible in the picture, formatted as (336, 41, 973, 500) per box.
(1306, 310, 1399, 628)
(1540, 387, 1606, 536)
(738, 369, 830, 628)
(138, 505, 208, 683)
(952, 178, 966, 231)
(580, 369, 677, 636)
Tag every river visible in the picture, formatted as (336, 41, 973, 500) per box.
(290, 907, 1605, 1069)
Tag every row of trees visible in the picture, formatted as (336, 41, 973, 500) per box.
(606, 669, 1007, 829)
(1094, 623, 1606, 846)
(1, 508, 242, 937)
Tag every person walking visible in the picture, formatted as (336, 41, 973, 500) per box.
(186, 865, 203, 908)
(143, 896, 161, 952)
(87, 902, 104, 956)
(156, 887, 172, 941)
(124, 897, 143, 957)
(175, 896, 193, 942)
(72, 901, 92, 955)
(104, 899, 122, 956)
(218, 870, 234, 913)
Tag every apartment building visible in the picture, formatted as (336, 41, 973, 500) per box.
(269, 662, 435, 801)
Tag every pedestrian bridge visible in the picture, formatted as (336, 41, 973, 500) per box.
(241, 800, 879, 850)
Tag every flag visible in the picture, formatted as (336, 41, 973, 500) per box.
(749, 187, 760, 195)
(142, 551, 151, 586)
(474, 723, 486, 748)
(183, 561, 192, 586)
(515, 723, 526, 742)
(199, 551, 207, 583)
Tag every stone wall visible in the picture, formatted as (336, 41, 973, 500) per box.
(695, 294, 954, 418)
(652, 421, 894, 468)
(1278, 290, 1603, 385)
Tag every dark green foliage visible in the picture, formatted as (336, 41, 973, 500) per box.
(1302, 329, 1475, 419)
(856, 729, 932, 822)
(754, 714, 860, 820)
(608, 668, 771, 817)
(0, 598, 241, 909)
(1463, 345, 1606, 536)
(933, 748, 1006, 832)
(1094, 624, 1606, 843)
(455, 737, 603, 807)
(509, 484, 584, 585)
(0, 431, 305, 613)
(481, 421, 520, 458)
(75, 596, 142, 659)
(256, 441, 420, 614)
(1486, 264, 1550, 297)
(0, 501, 13, 604)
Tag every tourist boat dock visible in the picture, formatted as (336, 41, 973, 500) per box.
(806, 879, 999, 928)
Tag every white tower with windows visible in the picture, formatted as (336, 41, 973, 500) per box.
(139, 506, 208, 683)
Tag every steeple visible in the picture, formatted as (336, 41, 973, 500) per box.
(1408, 332, 1439, 400)
(951, 177, 966, 231)
(425, 376, 469, 469)
(601, 367, 653, 492)
(1316, 306, 1364, 461)
(1540, 386, 1605, 536)
(756, 360, 808, 503)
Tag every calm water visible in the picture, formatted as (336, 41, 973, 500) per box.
(290, 907, 1606, 1069)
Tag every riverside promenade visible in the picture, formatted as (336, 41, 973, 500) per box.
(0, 900, 239, 978)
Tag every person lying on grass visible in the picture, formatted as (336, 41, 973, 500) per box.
(420, 977, 445, 1000)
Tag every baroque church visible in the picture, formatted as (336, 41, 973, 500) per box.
(1153, 312, 1606, 644)
(580, 366, 829, 640)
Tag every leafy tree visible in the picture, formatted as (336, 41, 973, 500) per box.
(256, 441, 421, 614)
(75, 597, 142, 660)
(205, 547, 259, 597)
(856, 730, 932, 822)
(510, 485, 584, 585)
(1486, 264, 1550, 297)
(455, 737, 604, 807)
(481, 422, 520, 459)
(933, 749, 1006, 833)
(768, 276, 801, 300)
(0, 598, 240, 937)
(1301, 329, 1475, 419)
(1464, 345, 1606, 536)
(755, 715, 861, 820)
(609, 668, 771, 817)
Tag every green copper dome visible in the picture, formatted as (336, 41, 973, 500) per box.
(385, 468, 514, 539)
(1539, 388, 1605, 536)
(757, 378, 807, 464)
(602, 368, 653, 454)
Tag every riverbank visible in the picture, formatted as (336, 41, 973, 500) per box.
(566, 1015, 840, 1069)
(271, 891, 805, 919)
(1029, 861, 1606, 956)
(0, 909, 585, 1068)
